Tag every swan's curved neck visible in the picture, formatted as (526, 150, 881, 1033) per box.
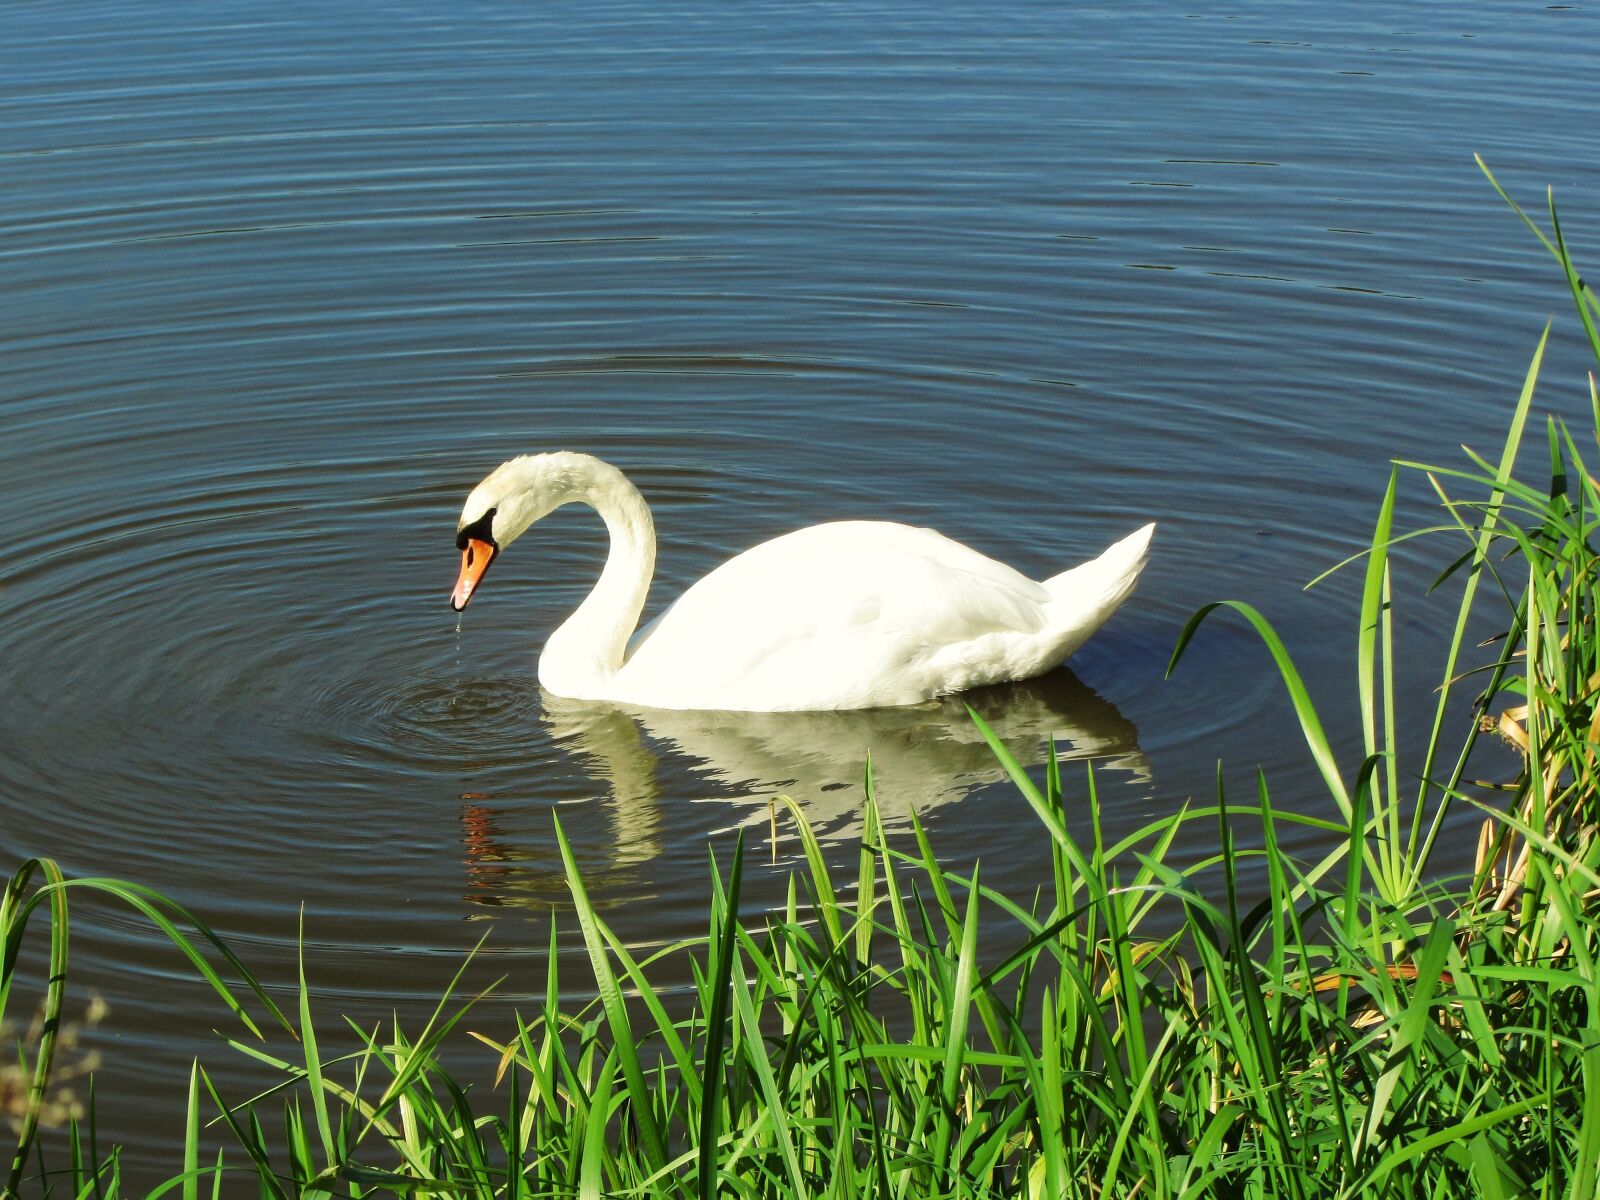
(538, 459, 656, 698)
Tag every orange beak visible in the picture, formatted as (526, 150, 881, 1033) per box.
(451, 538, 498, 611)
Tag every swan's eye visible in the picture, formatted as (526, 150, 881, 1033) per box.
(456, 507, 498, 551)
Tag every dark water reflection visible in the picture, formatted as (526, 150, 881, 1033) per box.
(3, 0, 1599, 1180)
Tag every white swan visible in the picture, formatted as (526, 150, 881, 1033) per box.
(450, 452, 1153, 712)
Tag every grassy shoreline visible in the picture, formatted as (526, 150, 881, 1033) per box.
(9, 166, 1600, 1197)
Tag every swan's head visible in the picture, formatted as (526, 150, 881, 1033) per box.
(450, 453, 592, 611)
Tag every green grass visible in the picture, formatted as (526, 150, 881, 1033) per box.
(9, 162, 1600, 1197)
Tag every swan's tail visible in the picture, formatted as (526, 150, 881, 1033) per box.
(1040, 523, 1156, 657)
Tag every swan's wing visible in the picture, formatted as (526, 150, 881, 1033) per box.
(621, 521, 1053, 706)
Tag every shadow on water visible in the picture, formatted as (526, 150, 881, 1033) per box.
(457, 668, 1144, 908)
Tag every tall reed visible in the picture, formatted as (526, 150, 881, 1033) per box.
(1, 859, 290, 1198)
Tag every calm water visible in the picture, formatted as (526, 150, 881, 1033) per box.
(4, 0, 1599, 1177)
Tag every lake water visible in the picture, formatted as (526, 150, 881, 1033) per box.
(4, 0, 1598, 1179)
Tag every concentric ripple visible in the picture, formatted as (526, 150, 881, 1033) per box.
(316, 670, 545, 769)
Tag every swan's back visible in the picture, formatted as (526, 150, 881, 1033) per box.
(615, 520, 1152, 711)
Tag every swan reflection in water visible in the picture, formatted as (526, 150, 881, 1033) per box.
(458, 668, 1145, 908)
